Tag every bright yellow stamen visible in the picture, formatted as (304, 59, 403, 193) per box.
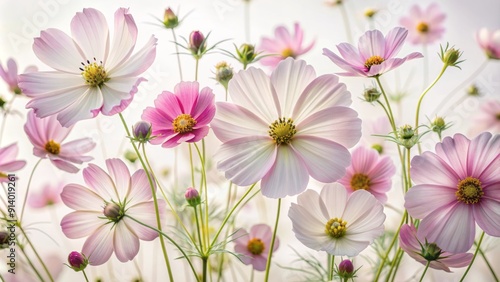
(416, 22, 429, 33)
(247, 238, 265, 255)
(172, 114, 197, 133)
(364, 55, 385, 69)
(81, 59, 108, 87)
(351, 173, 371, 191)
(45, 140, 60, 155)
(268, 117, 296, 145)
(456, 177, 483, 204)
(496, 113, 500, 120)
(325, 217, 347, 238)
(0, 172, 7, 179)
(281, 48, 295, 58)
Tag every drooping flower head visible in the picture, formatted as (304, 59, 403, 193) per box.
(211, 58, 361, 198)
(0, 143, 26, 182)
(142, 81, 216, 148)
(337, 146, 396, 203)
(288, 183, 385, 256)
(470, 99, 500, 136)
(60, 158, 165, 265)
(0, 58, 37, 94)
(233, 224, 279, 271)
(259, 23, 314, 68)
(399, 3, 446, 45)
(399, 223, 473, 272)
(28, 182, 64, 208)
(24, 110, 96, 173)
(476, 28, 500, 60)
(19, 8, 157, 127)
(405, 132, 500, 253)
(323, 27, 423, 77)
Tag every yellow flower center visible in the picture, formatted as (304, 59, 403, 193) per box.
(45, 140, 61, 155)
(268, 117, 296, 145)
(364, 8, 376, 18)
(364, 55, 385, 69)
(325, 217, 347, 238)
(80, 59, 109, 87)
(496, 112, 500, 120)
(247, 238, 265, 255)
(281, 48, 295, 58)
(416, 22, 429, 33)
(0, 172, 7, 179)
(351, 173, 371, 191)
(172, 114, 197, 133)
(456, 177, 483, 204)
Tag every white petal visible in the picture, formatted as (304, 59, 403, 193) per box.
(106, 8, 138, 70)
(296, 189, 330, 222)
(33, 28, 84, 73)
(56, 87, 103, 127)
(25, 85, 91, 118)
(19, 71, 85, 97)
(343, 190, 385, 235)
(100, 77, 145, 115)
(320, 183, 349, 218)
(125, 201, 165, 241)
(71, 8, 109, 62)
(82, 224, 114, 265)
(60, 184, 104, 211)
(126, 169, 153, 206)
(83, 163, 117, 201)
(288, 203, 331, 251)
(113, 222, 140, 262)
(61, 211, 103, 239)
(105, 158, 131, 202)
(108, 36, 157, 77)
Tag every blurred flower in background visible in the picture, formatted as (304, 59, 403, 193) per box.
(399, 3, 446, 45)
(233, 224, 279, 271)
(0, 58, 37, 95)
(0, 143, 26, 182)
(476, 27, 500, 59)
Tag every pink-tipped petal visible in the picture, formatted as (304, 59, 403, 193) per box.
(71, 8, 109, 62)
(60, 184, 104, 211)
(82, 224, 114, 265)
(106, 8, 138, 70)
(61, 211, 103, 239)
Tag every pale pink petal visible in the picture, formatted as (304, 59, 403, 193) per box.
(49, 159, 79, 173)
(323, 237, 371, 256)
(174, 81, 199, 114)
(59, 138, 96, 162)
(0, 160, 26, 172)
(125, 201, 165, 241)
(211, 102, 269, 142)
(383, 27, 408, 58)
(71, 8, 109, 62)
(228, 67, 280, 123)
(261, 145, 309, 198)
(108, 35, 157, 77)
(297, 189, 330, 224)
(234, 244, 252, 265)
(56, 87, 103, 127)
(291, 136, 351, 183)
(296, 106, 361, 148)
(33, 28, 84, 73)
(25, 85, 91, 119)
(439, 253, 473, 268)
(215, 137, 277, 186)
(435, 133, 470, 178)
(473, 197, 500, 236)
(270, 58, 316, 116)
(323, 48, 367, 77)
(100, 77, 146, 115)
(82, 224, 114, 265)
(336, 43, 364, 67)
(358, 29, 386, 60)
(19, 72, 85, 97)
(105, 158, 131, 202)
(344, 191, 385, 235)
(233, 228, 250, 247)
(106, 8, 138, 70)
(404, 184, 457, 219)
(468, 132, 500, 183)
(127, 169, 153, 205)
(60, 184, 105, 211)
(411, 152, 460, 187)
(61, 211, 103, 239)
(249, 224, 273, 246)
(252, 255, 268, 271)
(113, 221, 140, 262)
(83, 163, 116, 201)
(288, 203, 331, 250)
(320, 183, 348, 219)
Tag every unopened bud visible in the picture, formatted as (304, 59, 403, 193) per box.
(0, 232, 8, 249)
(337, 259, 355, 278)
(124, 150, 138, 163)
(185, 187, 201, 207)
(189, 31, 206, 54)
(103, 203, 122, 221)
(440, 43, 463, 68)
(215, 62, 234, 89)
(238, 44, 257, 62)
(132, 121, 152, 142)
(68, 251, 88, 271)
(466, 84, 481, 96)
(363, 87, 381, 102)
(163, 8, 179, 29)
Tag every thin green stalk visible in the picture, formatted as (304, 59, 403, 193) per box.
(476, 243, 499, 282)
(118, 113, 174, 281)
(171, 29, 183, 81)
(202, 257, 208, 282)
(328, 254, 335, 281)
(460, 232, 486, 282)
(338, 3, 353, 44)
(82, 269, 90, 282)
(418, 261, 430, 282)
(195, 141, 210, 250)
(374, 77, 397, 131)
(20, 158, 42, 222)
(387, 248, 404, 282)
(224, 87, 228, 102)
(18, 243, 45, 282)
(125, 215, 199, 281)
(189, 144, 196, 188)
(422, 44, 428, 91)
(195, 58, 199, 81)
(194, 206, 205, 253)
(18, 225, 54, 281)
(406, 148, 412, 193)
(264, 198, 281, 282)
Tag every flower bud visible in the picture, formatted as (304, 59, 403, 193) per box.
(0, 231, 9, 249)
(440, 43, 463, 68)
(337, 259, 355, 278)
(189, 31, 206, 54)
(238, 44, 256, 62)
(431, 117, 446, 132)
(124, 150, 138, 163)
(132, 121, 152, 142)
(103, 203, 122, 221)
(397, 125, 419, 149)
(399, 124, 414, 140)
(371, 144, 383, 154)
(363, 87, 381, 102)
(67, 251, 88, 271)
(466, 84, 481, 96)
(163, 8, 179, 29)
(422, 242, 443, 261)
(364, 8, 377, 18)
(0, 97, 6, 109)
(215, 61, 234, 90)
(185, 187, 201, 207)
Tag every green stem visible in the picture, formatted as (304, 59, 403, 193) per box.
(118, 113, 174, 282)
(194, 142, 209, 251)
(20, 158, 42, 222)
(328, 254, 335, 281)
(388, 248, 404, 282)
(374, 76, 397, 131)
(18, 225, 54, 281)
(18, 243, 45, 282)
(171, 29, 183, 81)
(82, 269, 90, 282)
(264, 198, 281, 282)
(202, 257, 208, 282)
(422, 44, 428, 91)
(418, 261, 430, 282)
(406, 148, 412, 193)
(189, 144, 196, 187)
(195, 58, 199, 81)
(460, 232, 486, 282)
(338, 3, 353, 44)
(477, 243, 499, 282)
(194, 205, 205, 253)
(125, 215, 199, 281)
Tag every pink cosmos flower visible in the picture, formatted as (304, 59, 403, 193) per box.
(476, 28, 500, 60)
(362, 116, 393, 155)
(399, 4, 446, 45)
(405, 132, 500, 253)
(470, 99, 500, 135)
(28, 182, 63, 208)
(24, 110, 96, 173)
(323, 27, 423, 77)
(233, 224, 279, 271)
(141, 81, 216, 148)
(259, 23, 314, 68)
(288, 183, 385, 256)
(211, 58, 361, 198)
(399, 223, 473, 272)
(60, 158, 165, 265)
(337, 146, 396, 204)
(0, 58, 37, 94)
(0, 143, 26, 182)
(18, 8, 157, 127)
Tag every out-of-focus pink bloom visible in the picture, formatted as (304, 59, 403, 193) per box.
(259, 23, 314, 68)
(142, 81, 216, 148)
(476, 28, 500, 60)
(0, 143, 26, 182)
(28, 182, 63, 208)
(60, 158, 165, 265)
(24, 110, 95, 173)
(233, 224, 279, 271)
(362, 116, 393, 155)
(323, 27, 422, 77)
(0, 58, 37, 94)
(399, 224, 473, 272)
(405, 132, 500, 253)
(288, 183, 385, 256)
(337, 146, 395, 203)
(19, 8, 157, 127)
(470, 99, 500, 136)
(4, 253, 63, 282)
(399, 4, 446, 45)
(211, 58, 361, 198)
